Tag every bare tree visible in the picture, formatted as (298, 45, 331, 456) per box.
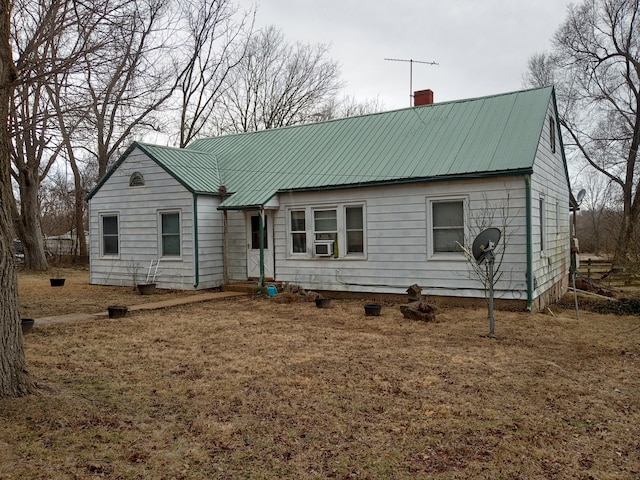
(8, 0, 105, 270)
(45, 0, 185, 256)
(526, 0, 640, 269)
(9, 72, 57, 270)
(0, 0, 34, 397)
(457, 191, 518, 336)
(174, 0, 254, 147)
(217, 26, 342, 133)
(313, 93, 385, 122)
(459, 192, 517, 295)
(79, 0, 180, 178)
(40, 168, 75, 238)
(573, 169, 618, 254)
(523, 52, 556, 89)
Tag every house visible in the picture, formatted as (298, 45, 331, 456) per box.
(86, 86, 572, 311)
(45, 229, 89, 256)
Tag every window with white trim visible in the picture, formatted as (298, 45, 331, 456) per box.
(431, 199, 465, 254)
(314, 209, 337, 243)
(549, 116, 556, 153)
(288, 204, 365, 258)
(161, 211, 181, 257)
(290, 210, 306, 253)
(101, 214, 119, 256)
(346, 206, 364, 254)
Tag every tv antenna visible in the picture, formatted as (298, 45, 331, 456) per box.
(472, 228, 501, 338)
(384, 58, 439, 106)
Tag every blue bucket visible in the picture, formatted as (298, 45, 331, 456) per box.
(266, 285, 277, 296)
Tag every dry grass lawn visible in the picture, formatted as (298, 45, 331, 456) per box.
(1, 267, 639, 479)
(17, 266, 198, 318)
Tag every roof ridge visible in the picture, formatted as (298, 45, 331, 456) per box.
(188, 86, 555, 148)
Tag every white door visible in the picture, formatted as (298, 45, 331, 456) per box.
(246, 211, 274, 279)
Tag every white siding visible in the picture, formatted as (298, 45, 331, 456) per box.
(529, 101, 572, 307)
(225, 210, 247, 281)
(194, 195, 224, 288)
(89, 148, 199, 290)
(267, 176, 531, 302)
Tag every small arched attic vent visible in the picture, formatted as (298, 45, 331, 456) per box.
(129, 171, 145, 187)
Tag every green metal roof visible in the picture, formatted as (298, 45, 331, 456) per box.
(86, 142, 221, 200)
(189, 86, 554, 208)
(136, 143, 221, 194)
(88, 86, 557, 207)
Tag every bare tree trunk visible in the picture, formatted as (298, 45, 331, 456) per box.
(11, 170, 48, 270)
(0, 0, 34, 398)
(71, 165, 87, 257)
(612, 188, 640, 269)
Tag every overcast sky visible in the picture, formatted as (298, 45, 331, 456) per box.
(252, 0, 574, 110)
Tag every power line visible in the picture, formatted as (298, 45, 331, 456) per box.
(384, 58, 439, 106)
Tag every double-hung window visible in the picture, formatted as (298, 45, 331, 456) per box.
(345, 206, 364, 254)
(161, 211, 181, 257)
(314, 210, 337, 243)
(101, 214, 119, 256)
(431, 199, 465, 254)
(290, 210, 306, 253)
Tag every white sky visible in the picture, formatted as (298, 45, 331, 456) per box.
(252, 0, 574, 109)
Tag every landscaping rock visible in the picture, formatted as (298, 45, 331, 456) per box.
(400, 301, 437, 322)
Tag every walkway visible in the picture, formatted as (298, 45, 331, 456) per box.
(35, 291, 248, 326)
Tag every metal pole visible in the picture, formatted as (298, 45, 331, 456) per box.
(572, 262, 579, 320)
(488, 251, 496, 337)
(383, 58, 439, 107)
(258, 208, 265, 294)
(409, 59, 413, 106)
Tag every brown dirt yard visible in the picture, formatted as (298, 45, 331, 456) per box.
(1, 267, 639, 479)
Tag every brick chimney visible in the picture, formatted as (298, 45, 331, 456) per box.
(413, 89, 434, 106)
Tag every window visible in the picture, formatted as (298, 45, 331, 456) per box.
(314, 209, 337, 243)
(346, 206, 364, 253)
(539, 197, 545, 251)
(432, 200, 464, 253)
(250, 215, 268, 249)
(129, 171, 145, 187)
(287, 204, 365, 258)
(549, 116, 556, 153)
(161, 212, 181, 257)
(290, 210, 306, 253)
(102, 214, 119, 256)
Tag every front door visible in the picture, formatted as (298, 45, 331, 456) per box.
(246, 211, 274, 279)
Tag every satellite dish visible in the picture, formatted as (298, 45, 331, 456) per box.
(576, 189, 586, 204)
(472, 228, 501, 264)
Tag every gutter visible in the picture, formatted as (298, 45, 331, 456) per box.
(525, 175, 533, 311)
(278, 168, 534, 194)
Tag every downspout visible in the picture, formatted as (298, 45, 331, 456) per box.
(193, 193, 199, 288)
(223, 210, 229, 285)
(525, 175, 533, 311)
(258, 206, 265, 294)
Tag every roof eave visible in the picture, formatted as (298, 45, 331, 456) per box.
(276, 168, 535, 195)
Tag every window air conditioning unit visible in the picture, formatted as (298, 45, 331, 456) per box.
(314, 241, 334, 257)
